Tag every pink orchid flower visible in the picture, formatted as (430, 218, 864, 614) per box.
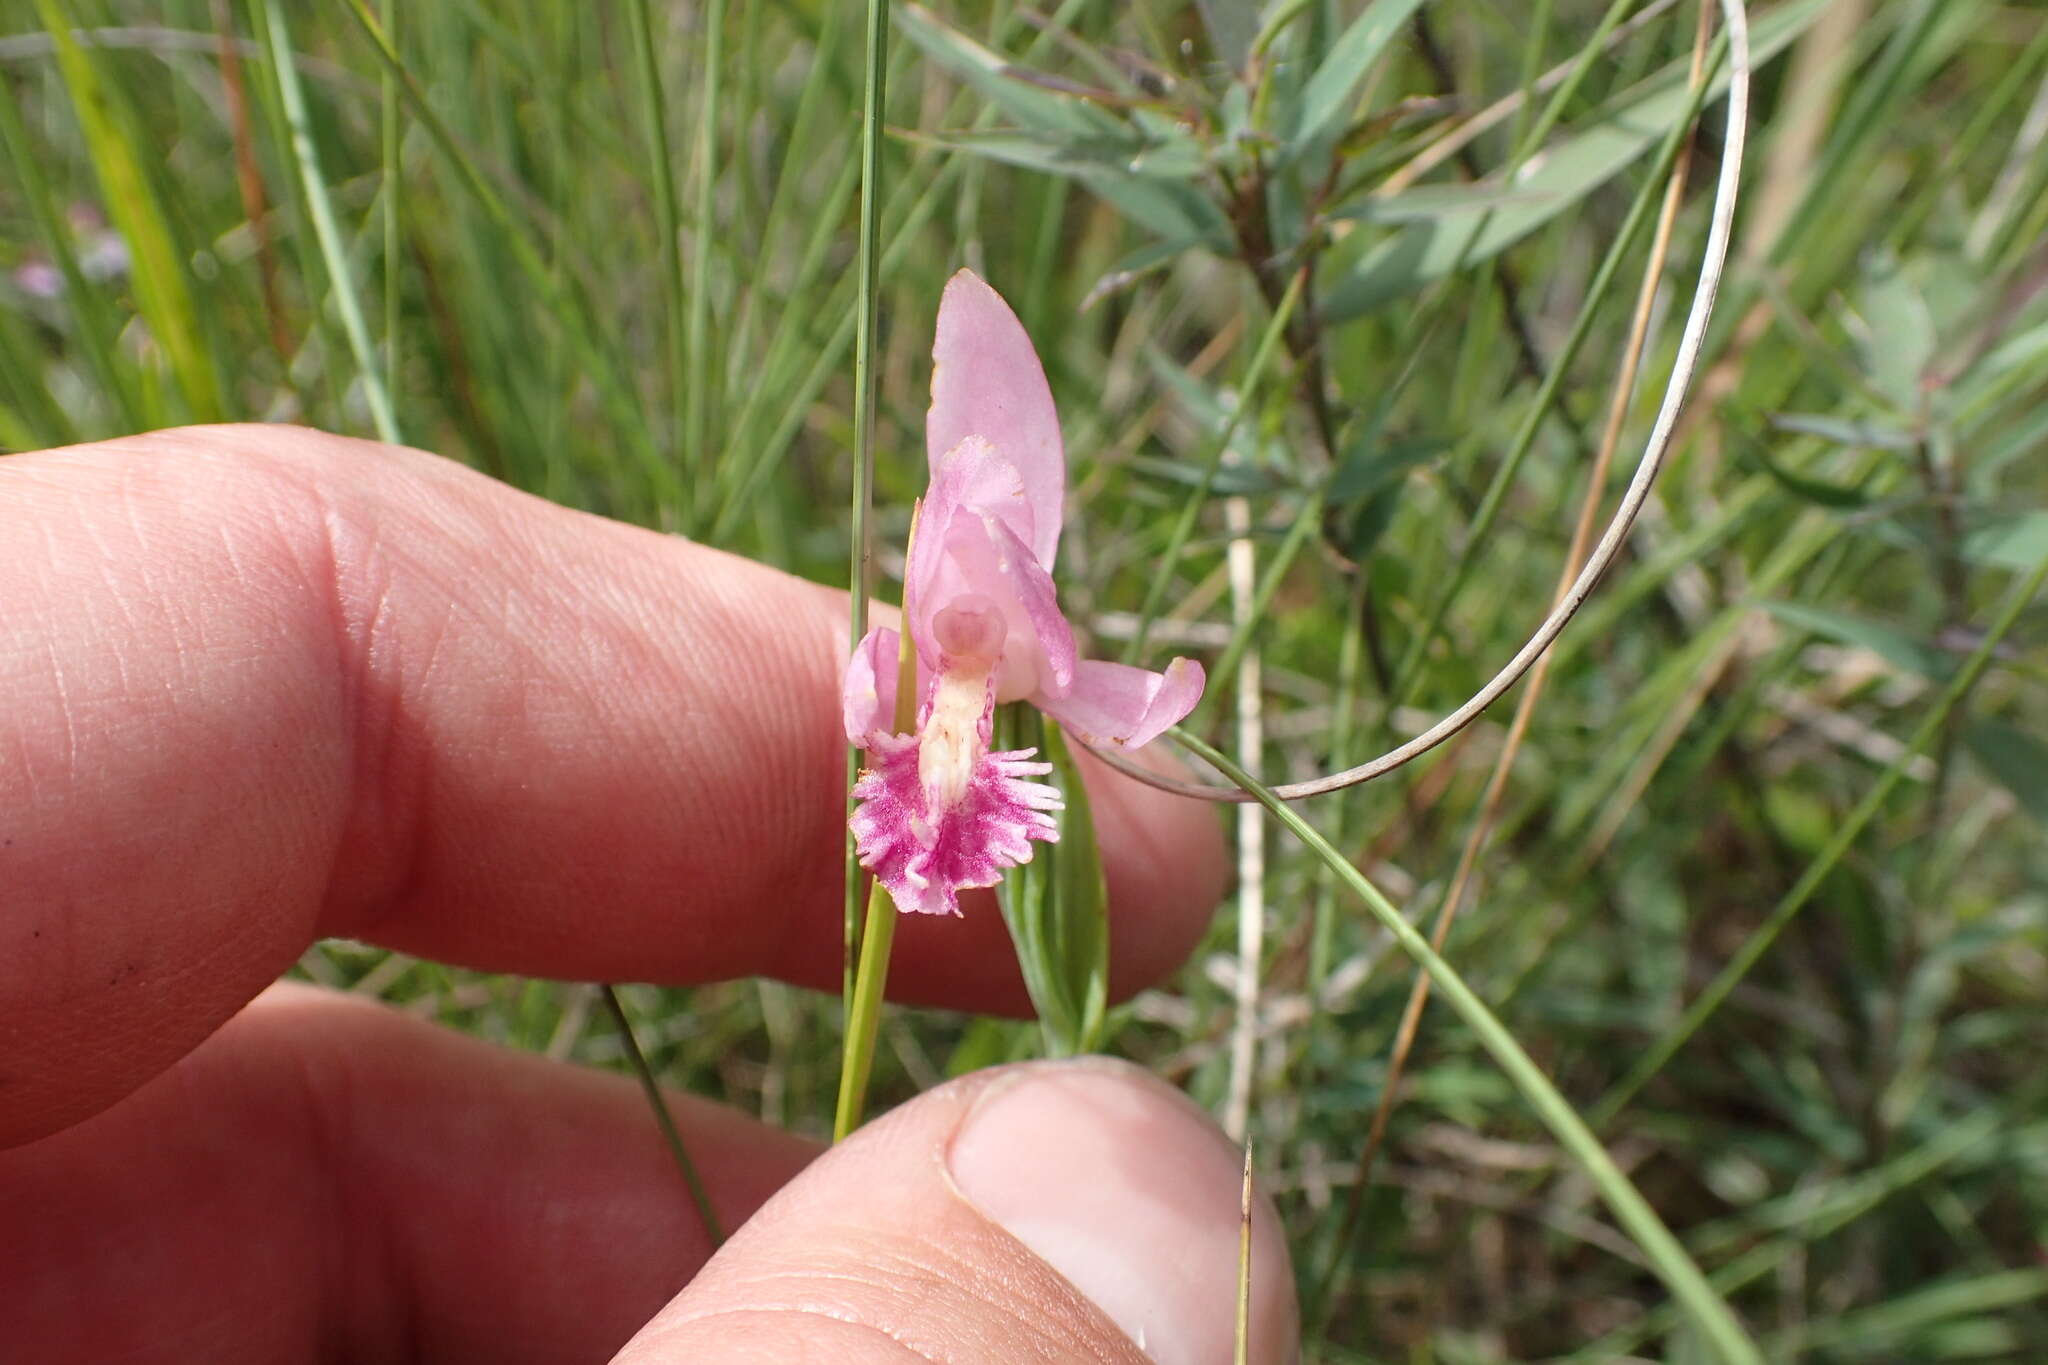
(842, 270, 1205, 916)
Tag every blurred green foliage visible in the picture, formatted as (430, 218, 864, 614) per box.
(4, 0, 2047, 1358)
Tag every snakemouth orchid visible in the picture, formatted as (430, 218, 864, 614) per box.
(842, 270, 1205, 916)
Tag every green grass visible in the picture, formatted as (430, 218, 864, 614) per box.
(5, 1, 2047, 1359)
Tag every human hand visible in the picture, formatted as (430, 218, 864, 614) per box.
(1, 426, 1296, 1362)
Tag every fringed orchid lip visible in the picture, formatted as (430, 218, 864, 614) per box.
(843, 269, 1206, 917)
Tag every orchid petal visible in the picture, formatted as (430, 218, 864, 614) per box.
(842, 626, 903, 744)
(1033, 656, 1206, 749)
(911, 440, 1077, 701)
(906, 436, 1024, 662)
(928, 270, 1064, 569)
(851, 735, 1061, 916)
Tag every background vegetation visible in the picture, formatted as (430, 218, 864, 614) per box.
(4, 0, 2047, 1359)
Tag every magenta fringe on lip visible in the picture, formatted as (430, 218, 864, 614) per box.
(850, 733, 1060, 917)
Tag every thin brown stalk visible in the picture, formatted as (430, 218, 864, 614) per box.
(1331, 0, 1715, 1266)
(1234, 1140, 1255, 1365)
(212, 0, 291, 366)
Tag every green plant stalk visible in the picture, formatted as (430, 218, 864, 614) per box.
(1172, 730, 1765, 1365)
(834, 877, 899, 1142)
(380, 0, 400, 406)
(597, 985, 725, 1246)
(625, 0, 686, 471)
(685, 0, 726, 521)
(263, 0, 400, 444)
(1125, 269, 1306, 663)
(1590, 540, 2048, 1127)
(843, 0, 891, 1011)
(846, 0, 891, 651)
(34, 0, 221, 422)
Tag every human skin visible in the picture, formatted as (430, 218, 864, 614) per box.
(0, 426, 1295, 1363)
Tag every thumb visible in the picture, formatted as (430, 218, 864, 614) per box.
(615, 1059, 1298, 1364)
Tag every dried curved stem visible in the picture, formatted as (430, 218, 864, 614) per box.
(1084, 0, 1753, 806)
(1337, 0, 1715, 1259)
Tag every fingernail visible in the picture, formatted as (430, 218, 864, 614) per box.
(947, 1061, 1298, 1365)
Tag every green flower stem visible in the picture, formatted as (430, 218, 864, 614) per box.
(597, 985, 724, 1246)
(834, 877, 900, 1142)
(842, 0, 890, 1015)
(836, 526, 918, 1142)
(1171, 730, 1764, 1365)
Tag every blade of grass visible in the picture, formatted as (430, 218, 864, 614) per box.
(261, 0, 399, 444)
(842, 0, 892, 1084)
(379, 0, 400, 404)
(685, 0, 725, 527)
(215, 0, 294, 372)
(596, 985, 724, 1246)
(33, 0, 221, 422)
(625, 0, 686, 472)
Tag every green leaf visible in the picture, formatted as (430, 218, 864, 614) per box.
(1145, 347, 1264, 462)
(1740, 433, 1876, 509)
(1341, 478, 1406, 561)
(1082, 233, 1210, 310)
(902, 127, 1204, 182)
(1854, 252, 1938, 411)
(1326, 434, 1447, 504)
(902, 130, 1223, 242)
(1289, 0, 1430, 150)
(1194, 0, 1256, 73)
(1758, 600, 1952, 680)
(1961, 510, 2048, 572)
(1962, 719, 2048, 825)
(1328, 181, 1560, 225)
(895, 3, 1119, 137)
(994, 710, 1108, 1056)
(1044, 724, 1109, 1053)
(1131, 455, 1284, 496)
(893, 6, 1228, 246)
(1321, 0, 1829, 321)
(1767, 412, 1918, 452)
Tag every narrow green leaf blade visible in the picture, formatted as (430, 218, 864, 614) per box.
(1292, 0, 1429, 148)
(1758, 600, 1953, 680)
(1962, 719, 2048, 825)
(34, 0, 223, 421)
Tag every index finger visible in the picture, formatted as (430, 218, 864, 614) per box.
(1, 425, 1225, 1145)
